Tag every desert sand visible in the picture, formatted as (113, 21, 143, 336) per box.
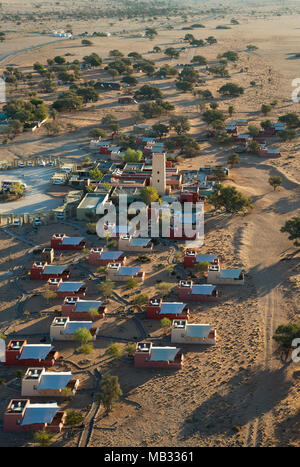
(0, 0, 299, 448)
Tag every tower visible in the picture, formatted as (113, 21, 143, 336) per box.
(152, 153, 166, 196)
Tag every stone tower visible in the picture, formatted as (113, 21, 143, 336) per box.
(152, 153, 166, 196)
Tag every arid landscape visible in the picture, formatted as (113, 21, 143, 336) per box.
(0, 0, 299, 449)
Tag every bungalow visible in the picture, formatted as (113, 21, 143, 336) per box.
(171, 320, 216, 345)
(50, 233, 86, 251)
(233, 133, 251, 144)
(184, 250, 219, 268)
(88, 248, 126, 266)
(207, 265, 244, 285)
(76, 193, 109, 221)
(134, 342, 184, 369)
(4, 399, 65, 433)
(258, 147, 281, 158)
(30, 262, 70, 281)
(178, 281, 218, 302)
(180, 186, 200, 204)
(21, 368, 79, 397)
(225, 122, 238, 135)
(146, 299, 190, 320)
(61, 297, 107, 320)
(5, 340, 58, 367)
(47, 279, 87, 298)
(118, 235, 153, 253)
(106, 263, 145, 283)
(50, 317, 99, 341)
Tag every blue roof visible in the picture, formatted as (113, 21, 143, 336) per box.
(75, 300, 102, 312)
(196, 254, 218, 263)
(21, 403, 59, 426)
(130, 238, 150, 247)
(191, 284, 216, 295)
(117, 266, 141, 276)
(160, 303, 186, 315)
(185, 324, 214, 338)
(44, 265, 68, 275)
(62, 237, 84, 245)
(219, 269, 243, 279)
(150, 347, 180, 362)
(64, 321, 94, 334)
(100, 251, 124, 260)
(57, 282, 84, 292)
(20, 345, 53, 360)
(38, 372, 73, 390)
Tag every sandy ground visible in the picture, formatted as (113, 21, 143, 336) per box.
(0, 2, 299, 448)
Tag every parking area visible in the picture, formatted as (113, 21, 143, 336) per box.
(0, 167, 65, 215)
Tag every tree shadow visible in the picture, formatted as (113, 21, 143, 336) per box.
(179, 364, 293, 440)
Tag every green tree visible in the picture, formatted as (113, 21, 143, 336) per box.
(273, 323, 300, 351)
(125, 343, 136, 356)
(74, 328, 93, 346)
(98, 279, 115, 298)
(135, 85, 163, 101)
(106, 343, 123, 359)
(150, 123, 169, 138)
(155, 282, 173, 297)
(140, 186, 159, 205)
(126, 278, 139, 289)
(169, 116, 190, 135)
(278, 129, 297, 141)
(82, 39, 93, 46)
(90, 168, 103, 181)
(175, 80, 194, 92)
(65, 410, 83, 426)
(222, 51, 239, 62)
(191, 55, 207, 65)
(247, 140, 261, 154)
(97, 374, 123, 413)
(123, 148, 143, 163)
(218, 83, 244, 97)
(160, 317, 171, 333)
(194, 261, 210, 273)
(202, 109, 226, 125)
(164, 47, 180, 59)
(34, 430, 54, 447)
(228, 105, 235, 116)
(261, 104, 272, 115)
(210, 184, 253, 213)
(42, 284, 57, 304)
(88, 128, 107, 139)
(278, 113, 300, 128)
(281, 217, 300, 246)
(227, 153, 240, 168)
(248, 124, 260, 137)
(89, 307, 100, 319)
(269, 176, 282, 191)
(133, 294, 149, 306)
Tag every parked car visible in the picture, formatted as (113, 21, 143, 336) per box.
(13, 219, 21, 226)
(18, 162, 25, 168)
(27, 161, 33, 167)
(39, 160, 46, 167)
(52, 179, 64, 185)
(56, 212, 65, 220)
(48, 161, 54, 166)
(33, 218, 42, 226)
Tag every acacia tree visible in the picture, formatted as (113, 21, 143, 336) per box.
(269, 176, 282, 191)
(42, 284, 57, 304)
(227, 154, 240, 168)
(281, 217, 300, 246)
(140, 186, 159, 205)
(97, 374, 123, 413)
(97, 279, 115, 299)
(209, 184, 253, 213)
(106, 343, 123, 359)
(169, 116, 190, 135)
(273, 323, 300, 358)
